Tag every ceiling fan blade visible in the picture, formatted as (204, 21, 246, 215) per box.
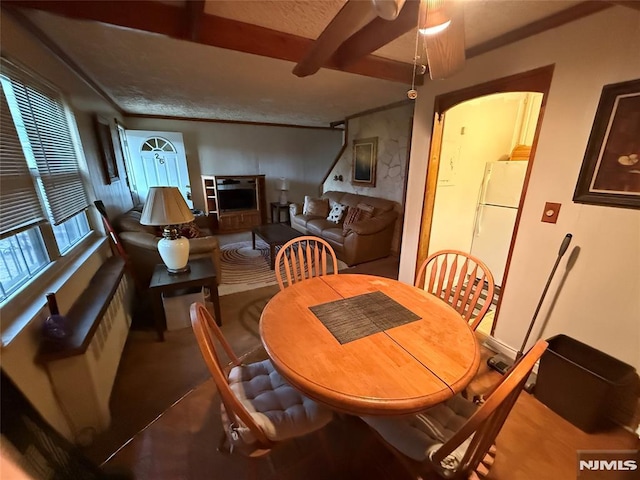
(333, 0, 420, 70)
(424, 0, 465, 80)
(293, 0, 378, 78)
(372, 0, 407, 20)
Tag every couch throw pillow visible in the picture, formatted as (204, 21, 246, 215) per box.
(342, 203, 375, 233)
(180, 221, 201, 239)
(356, 202, 375, 218)
(303, 196, 329, 217)
(327, 203, 348, 224)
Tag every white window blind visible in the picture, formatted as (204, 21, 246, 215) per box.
(1, 59, 88, 225)
(0, 82, 46, 237)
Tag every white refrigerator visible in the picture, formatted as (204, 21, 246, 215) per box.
(470, 161, 528, 286)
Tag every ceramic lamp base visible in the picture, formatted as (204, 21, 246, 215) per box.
(167, 264, 191, 275)
(157, 236, 190, 273)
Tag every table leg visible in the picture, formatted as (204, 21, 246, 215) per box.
(152, 290, 166, 341)
(270, 244, 276, 270)
(252, 230, 256, 249)
(209, 281, 222, 326)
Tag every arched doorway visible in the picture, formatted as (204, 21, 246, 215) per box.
(416, 65, 554, 334)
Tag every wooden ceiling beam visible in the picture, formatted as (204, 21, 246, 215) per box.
(466, 1, 614, 59)
(185, 0, 206, 42)
(2, 0, 417, 85)
(610, 1, 640, 11)
(293, 0, 378, 78)
(333, 0, 420, 70)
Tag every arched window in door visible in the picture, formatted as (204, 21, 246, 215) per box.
(141, 137, 177, 165)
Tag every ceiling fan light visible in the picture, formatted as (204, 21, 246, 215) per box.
(419, 19, 451, 36)
(419, 0, 452, 35)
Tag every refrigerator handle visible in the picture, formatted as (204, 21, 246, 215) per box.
(473, 205, 484, 237)
(479, 166, 492, 204)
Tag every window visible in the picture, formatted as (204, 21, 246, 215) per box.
(0, 58, 91, 303)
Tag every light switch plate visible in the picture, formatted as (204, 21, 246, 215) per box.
(541, 202, 561, 223)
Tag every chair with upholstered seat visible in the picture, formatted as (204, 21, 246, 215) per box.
(189, 302, 334, 475)
(275, 235, 339, 291)
(361, 339, 548, 480)
(415, 250, 495, 331)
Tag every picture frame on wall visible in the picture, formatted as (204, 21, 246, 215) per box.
(573, 78, 640, 209)
(94, 115, 119, 185)
(352, 137, 378, 187)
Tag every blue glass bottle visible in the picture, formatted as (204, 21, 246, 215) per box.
(42, 293, 72, 341)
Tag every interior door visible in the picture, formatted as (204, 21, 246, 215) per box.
(124, 130, 193, 208)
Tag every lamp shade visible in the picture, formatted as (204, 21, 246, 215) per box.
(140, 187, 194, 226)
(278, 178, 289, 191)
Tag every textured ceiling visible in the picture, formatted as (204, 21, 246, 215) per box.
(23, 0, 585, 127)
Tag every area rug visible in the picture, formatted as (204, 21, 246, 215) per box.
(218, 240, 347, 296)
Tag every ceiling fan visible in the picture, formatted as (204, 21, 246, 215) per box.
(293, 0, 466, 82)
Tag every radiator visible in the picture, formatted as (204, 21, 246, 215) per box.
(45, 275, 131, 445)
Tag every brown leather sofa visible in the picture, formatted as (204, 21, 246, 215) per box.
(289, 191, 398, 266)
(113, 206, 222, 287)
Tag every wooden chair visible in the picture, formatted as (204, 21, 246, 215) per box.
(275, 236, 339, 291)
(415, 250, 495, 331)
(189, 302, 334, 474)
(361, 340, 548, 480)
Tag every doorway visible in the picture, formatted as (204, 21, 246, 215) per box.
(416, 65, 554, 334)
(124, 130, 193, 208)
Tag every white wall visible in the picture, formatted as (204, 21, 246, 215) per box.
(1, 13, 131, 438)
(124, 117, 343, 209)
(400, 6, 640, 369)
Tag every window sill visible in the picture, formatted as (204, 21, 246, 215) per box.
(1, 236, 108, 347)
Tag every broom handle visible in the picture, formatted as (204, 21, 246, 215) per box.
(516, 233, 572, 360)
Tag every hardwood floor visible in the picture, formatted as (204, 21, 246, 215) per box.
(91, 252, 639, 479)
(103, 341, 638, 479)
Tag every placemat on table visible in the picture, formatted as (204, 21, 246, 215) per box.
(309, 291, 420, 344)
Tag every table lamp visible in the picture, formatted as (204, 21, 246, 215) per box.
(140, 186, 195, 274)
(278, 177, 289, 205)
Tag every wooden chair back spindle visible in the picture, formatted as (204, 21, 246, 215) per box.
(366, 340, 548, 480)
(416, 250, 496, 330)
(189, 302, 272, 448)
(430, 340, 548, 477)
(275, 236, 339, 291)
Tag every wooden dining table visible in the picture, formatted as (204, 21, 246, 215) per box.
(259, 274, 481, 416)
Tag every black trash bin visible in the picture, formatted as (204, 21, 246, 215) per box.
(535, 334, 637, 433)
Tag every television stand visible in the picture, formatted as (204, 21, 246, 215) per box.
(201, 175, 266, 232)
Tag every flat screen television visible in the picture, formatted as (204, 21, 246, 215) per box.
(218, 188, 256, 211)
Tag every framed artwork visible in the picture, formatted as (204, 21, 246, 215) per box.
(573, 78, 640, 209)
(352, 137, 378, 187)
(94, 115, 119, 184)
